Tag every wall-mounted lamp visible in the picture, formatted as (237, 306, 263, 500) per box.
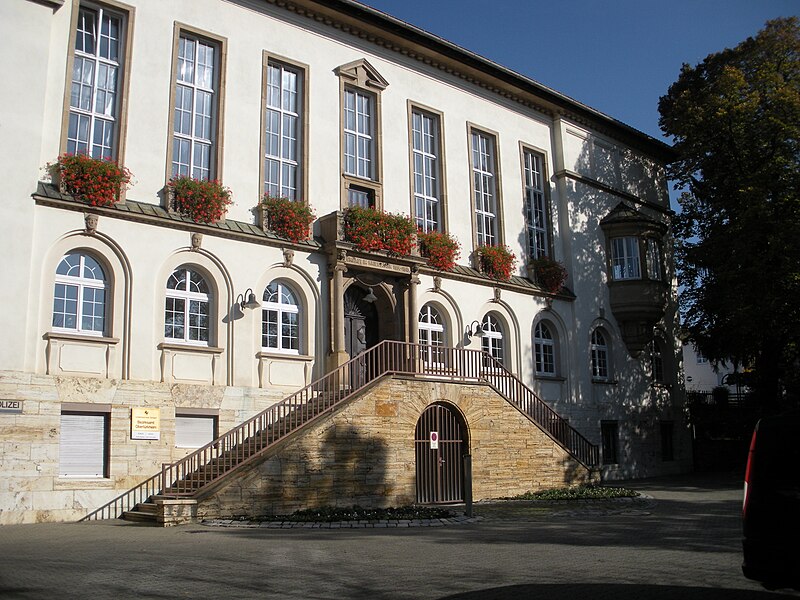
(237, 288, 260, 311)
(466, 320, 485, 339)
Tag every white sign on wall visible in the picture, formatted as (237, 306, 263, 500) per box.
(429, 431, 439, 450)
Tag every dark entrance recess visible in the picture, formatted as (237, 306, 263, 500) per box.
(344, 286, 378, 388)
(415, 403, 466, 504)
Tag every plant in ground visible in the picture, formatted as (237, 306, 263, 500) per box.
(168, 176, 232, 224)
(227, 505, 457, 523)
(530, 256, 567, 293)
(343, 206, 416, 256)
(49, 153, 131, 207)
(418, 229, 460, 271)
(513, 485, 640, 501)
(476, 244, 517, 281)
(262, 195, 315, 243)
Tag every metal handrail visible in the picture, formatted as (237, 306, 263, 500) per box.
(80, 340, 598, 520)
(80, 473, 161, 521)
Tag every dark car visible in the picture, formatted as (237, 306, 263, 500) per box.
(742, 411, 800, 588)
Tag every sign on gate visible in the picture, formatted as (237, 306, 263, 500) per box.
(429, 431, 439, 450)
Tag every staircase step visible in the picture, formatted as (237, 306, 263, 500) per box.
(123, 509, 158, 523)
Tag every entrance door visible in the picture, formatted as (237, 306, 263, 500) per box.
(415, 403, 465, 504)
(344, 287, 378, 388)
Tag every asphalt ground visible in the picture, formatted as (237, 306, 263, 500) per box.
(1, 471, 798, 599)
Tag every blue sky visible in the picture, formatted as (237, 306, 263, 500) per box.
(361, 0, 797, 142)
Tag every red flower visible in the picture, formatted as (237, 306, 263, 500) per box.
(168, 176, 232, 224)
(476, 245, 517, 281)
(49, 153, 131, 207)
(418, 229, 460, 271)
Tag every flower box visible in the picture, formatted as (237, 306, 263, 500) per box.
(260, 195, 315, 243)
(475, 244, 517, 281)
(343, 206, 416, 256)
(167, 176, 231, 224)
(528, 256, 568, 293)
(418, 230, 460, 271)
(49, 153, 131, 207)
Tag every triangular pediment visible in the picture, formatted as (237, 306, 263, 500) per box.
(335, 58, 389, 90)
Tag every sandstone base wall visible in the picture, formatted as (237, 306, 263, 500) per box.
(198, 377, 593, 518)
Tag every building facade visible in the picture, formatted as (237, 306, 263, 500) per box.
(0, 0, 691, 524)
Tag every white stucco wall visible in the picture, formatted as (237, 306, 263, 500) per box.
(0, 0, 691, 523)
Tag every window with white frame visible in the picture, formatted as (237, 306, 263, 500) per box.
(481, 313, 505, 366)
(418, 304, 445, 366)
(262, 281, 299, 353)
(524, 149, 549, 260)
(591, 329, 609, 381)
(611, 236, 641, 280)
(646, 238, 663, 281)
(695, 346, 708, 364)
(534, 321, 556, 376)
(53, 252, 107, 335)
(165, 267, 210, 344)
(67, 4, 125, 158)
(412, 109, 441, 232)
(172, 33, 218, 180)
(471, 131, 498, 247)
(264, 61, 302, 200)
(343, 88, 374, 182)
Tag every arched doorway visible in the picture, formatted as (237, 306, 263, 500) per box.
(344, 286, 378, 387)
(415, 403, 467, 504)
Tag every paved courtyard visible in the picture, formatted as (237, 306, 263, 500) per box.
(1, 471, 797, 599)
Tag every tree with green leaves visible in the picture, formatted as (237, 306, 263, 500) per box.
(659, 17, 800, 409)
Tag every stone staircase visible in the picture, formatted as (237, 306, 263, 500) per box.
(81, 341, 598, 525)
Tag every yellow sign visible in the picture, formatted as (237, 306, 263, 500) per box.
(131, 407, 160, 440)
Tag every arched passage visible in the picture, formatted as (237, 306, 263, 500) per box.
(415, 402, 468, 504)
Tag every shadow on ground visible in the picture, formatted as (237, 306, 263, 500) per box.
(438, 583, 780, 600)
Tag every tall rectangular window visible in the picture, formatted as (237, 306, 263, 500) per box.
(412, 109, 441, 232)
(646, 238, 662, 281)
(611, 237, 641, 280)
(172, 32, 218, 180)
(264, 61, 302, 200)
(523, 150, 549, 259)
(343, 88, 374, 181)
(601, 421, 619, 465)
(67, 5, 125, 159)
(471, 131, 498, 247)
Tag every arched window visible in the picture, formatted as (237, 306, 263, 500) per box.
(418, 304, 445, 366)
(591, 329, 609, 381)
(481, 313, 505, 365)
(534, 321, 556, 376)
(53, 252, 107, 335)
(262, 281, 299, 353)
(165, 267, 210, 344)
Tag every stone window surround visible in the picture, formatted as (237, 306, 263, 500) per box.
(59, 0, 136, 180)
(407, 101, 448, 233)
(164, 22, 227, 185)
(335, 58, 388, 210)
(260, 52, 310, 204)
(518, 141, 554, 262)
(467, 122, 505, 252)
